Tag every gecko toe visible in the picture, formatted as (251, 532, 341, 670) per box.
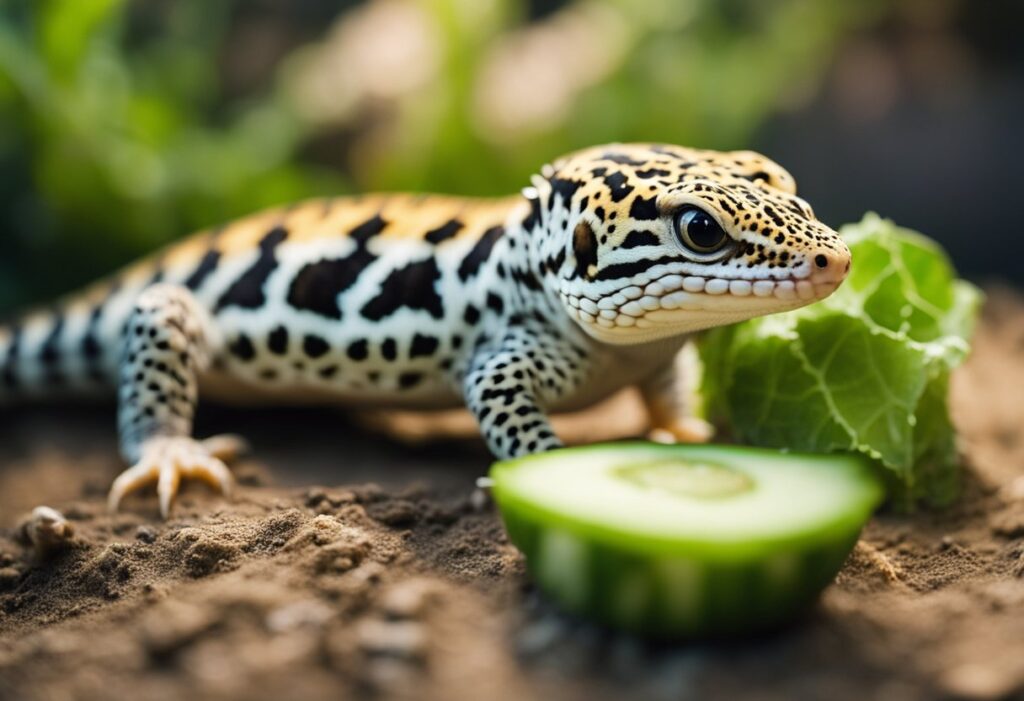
(108, 436, 237, 518)
(201, 434, 250, 463)
(648, 417, 715, 444)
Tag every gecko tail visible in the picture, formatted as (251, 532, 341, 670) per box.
(0, 300, 123, 403)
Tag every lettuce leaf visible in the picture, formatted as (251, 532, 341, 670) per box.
(699, 213, 982, 509)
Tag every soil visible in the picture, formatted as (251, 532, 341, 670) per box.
(1, 289, 1022, 701)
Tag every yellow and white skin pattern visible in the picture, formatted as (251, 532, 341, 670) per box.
(0, 144, 850, 517)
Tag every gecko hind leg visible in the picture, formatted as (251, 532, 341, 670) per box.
(109, 283, 244, 518)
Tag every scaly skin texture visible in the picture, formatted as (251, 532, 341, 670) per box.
(0, 144, 850, 517)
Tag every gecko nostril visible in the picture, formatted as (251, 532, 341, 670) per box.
(814, 254, 828, 269)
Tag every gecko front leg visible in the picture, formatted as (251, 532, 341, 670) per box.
(463, 340, 564, 459)
(639, 356, 713, 444)
(109, 283, 243, 517)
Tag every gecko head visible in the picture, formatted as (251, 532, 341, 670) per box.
(532, 143, 850, 345)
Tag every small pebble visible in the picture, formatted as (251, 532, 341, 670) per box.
(516, 618, 566, 657)
(469, 488, 490, 512)
(942, 662, 1017, 700)
(22, 506, 74, 558)
(0, 567, 22, 588)
(266, 599, 334, 633)
(304, 487, 328, 508)
(356, 619, 427, 660)
(379, 578, 438, 619)
(136, 525, 158, 544)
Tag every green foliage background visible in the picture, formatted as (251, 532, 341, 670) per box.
(0, 0, 882, 310)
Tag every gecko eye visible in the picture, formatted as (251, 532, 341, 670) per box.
(674, 207, 728, 254)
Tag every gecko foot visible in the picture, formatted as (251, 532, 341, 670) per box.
(108, 435, 246, 518)
(648, 417, 715, 445)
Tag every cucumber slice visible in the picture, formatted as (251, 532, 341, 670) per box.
(490, 442, 882, 638)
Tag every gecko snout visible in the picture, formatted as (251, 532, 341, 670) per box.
(809, 241, 851, 286)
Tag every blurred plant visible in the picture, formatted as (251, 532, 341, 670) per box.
(0, 0, 341, 308)
(0, 0, 882, 309)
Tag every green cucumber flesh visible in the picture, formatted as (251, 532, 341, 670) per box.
(490, 442, 882, 638)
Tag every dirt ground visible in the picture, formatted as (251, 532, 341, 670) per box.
(0, 289, 1022, 701)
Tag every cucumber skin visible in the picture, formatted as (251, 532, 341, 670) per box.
(501, 505, 862, 638)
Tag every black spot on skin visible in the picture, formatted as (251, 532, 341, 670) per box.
(82, 334, 101, 359)
(595, 255, 685, 281)
(409, 333, 439, 358)
(381, 338, 397, 361)
(39, 315, 64, 366)
(457, 226, 504, 281)
(146, 266, 165, 288)
(216, 227, 288, 311)
(319, 365, 338, 378)
(79, 303, 108, 378)
(303, 334, 330, 358)
(267, 326, 289, 355)
(424, 219, 463, 244)
(601, 151, 647, 166)
(636, 167, 671, 179)
(548, 178, 581, 210)
(628, 195, 658, 220)
(486, 293, 504, 315)
(594, 206, 606, 221)
(621, 230, 660, 249)
(347, 339, 368, 361)
(603, 172, 634, 202)
(740, 171, 771, 183)
(349, 214, 388, 245)
(361, 258, 445, 321)
(0, 327, 20, 371)
(573, 221, 598, 278)
(230, 334, 256, 361)
(510, 267, 543, 291)
(399, 372, 422, 389)
(763, 205, 785, 227)
(522, 195, 542, 232)
(545, 248, 566, 275)
(464, 305, 480, 325)
(184, 249, 221, 291)
(287, 215, 386, 319)
(787, 201, 809, 219)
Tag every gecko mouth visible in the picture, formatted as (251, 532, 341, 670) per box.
(560, 270, 845, 337)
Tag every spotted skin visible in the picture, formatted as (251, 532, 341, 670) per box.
(0, 144, 851, 516)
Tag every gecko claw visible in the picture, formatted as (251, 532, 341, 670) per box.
(648, 417, 715, 445)
(201, 434, 250, 463)
(108, 435, 238, 518)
